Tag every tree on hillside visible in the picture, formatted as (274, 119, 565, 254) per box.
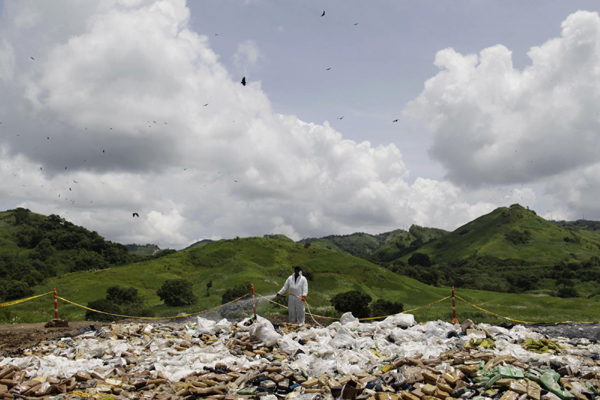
(330, 290, 372, 318)
(157, 279, 197, 306)
(221, 282, 251, 304)
(370, 299, 403, 319)
(106, 286, 139, 304)
(408, 252, 431, 267)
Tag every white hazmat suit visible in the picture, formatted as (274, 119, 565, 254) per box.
(278, 272, 308, 325)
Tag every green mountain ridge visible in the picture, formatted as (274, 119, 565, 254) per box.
(388, 204, 600, 295)
(3, 206, 600, 325)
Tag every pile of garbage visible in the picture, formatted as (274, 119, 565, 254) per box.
(1, 313, 600, 400)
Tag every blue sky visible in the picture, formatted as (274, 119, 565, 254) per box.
(1, 0, 600, 248)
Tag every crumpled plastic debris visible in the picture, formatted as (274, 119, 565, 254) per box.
(0, 312, 599, 400)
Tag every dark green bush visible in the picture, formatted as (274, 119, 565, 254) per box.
(85, 299, 122, 322)
(221, 282, 252, 304)
(408, 252, 431, 267)
(157, 279, 197, 306)
(370, 299, 403, 318)
(106, 286, 139, 305)
(330, 290, 372, 318)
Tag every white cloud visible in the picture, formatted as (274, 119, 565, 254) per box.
(0, 0, 498, 248)
(405, 10, 600, 188)
(233, 39, 261, 72)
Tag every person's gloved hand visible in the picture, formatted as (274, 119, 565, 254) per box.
(301, 296, 306, 302)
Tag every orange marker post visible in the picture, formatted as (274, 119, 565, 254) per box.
(251, 284, 257, 319)
(53, 288, 59, 319)
(451, 286, 459, 324)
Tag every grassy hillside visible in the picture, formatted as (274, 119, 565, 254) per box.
(390, 204, 600, 295)
(0, 208, 164, 302)
(369, 225, 449, 263)
(298, 229, 406, 258)
(3, 236, 600, 325)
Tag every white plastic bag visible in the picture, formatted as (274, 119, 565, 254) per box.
(196, 316, 216, 335)
(249, 315, 281, 347)
(340, 312, 359, 325)
(330, 326, 356, 348)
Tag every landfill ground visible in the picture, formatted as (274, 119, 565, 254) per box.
(2, 315, 600, 400)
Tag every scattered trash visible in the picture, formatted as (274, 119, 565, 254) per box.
(1, 313, 599, 400)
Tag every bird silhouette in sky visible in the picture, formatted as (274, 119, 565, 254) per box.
(47, 137, 49, 139)
(241, 77, 246, 86)
(30, 56, 35, 60)
(393, 119, 399, 123)
(326, 68, 331, 70)
(337, 116, 344, 120)
(204, 103, 209, 106)
(184, 168, 188, 170)
(321, 11, 325, 17)
(354, 23, 358, 25)
(103, 150, 105, 153)
(73, 180, 78, 183)
(132, 213, 139, 217)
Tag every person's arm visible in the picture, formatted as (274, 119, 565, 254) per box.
(301, 277, 308, 301)
(277, 277, 290, 296)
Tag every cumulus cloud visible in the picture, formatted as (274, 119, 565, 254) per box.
(233, 39, 261, 72)
(0, 0, 495, 248)
(405, 10, 600, 188)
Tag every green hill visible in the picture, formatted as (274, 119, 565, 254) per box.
(0, 208, 164, 302)
(390, 204, 600, 295)
(369, 225, 449, 263)
(5, 235, 600, 326)
(298, 229, 406, 258)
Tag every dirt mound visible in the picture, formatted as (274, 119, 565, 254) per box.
(0, 321, 108, 357)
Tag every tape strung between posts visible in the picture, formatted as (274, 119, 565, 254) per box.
(455, 295, 535, 324)
(58, 293, 251, 320)
(256, 292, 451, 323)
(0, 291, 53, 308)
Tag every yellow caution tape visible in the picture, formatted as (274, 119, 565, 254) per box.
(257, 292, 451, 325)
(0, 291, 53, 307)
(360, 296, 451, 320)
(455, 295, 535, 324)
(58, 293, 251, 320)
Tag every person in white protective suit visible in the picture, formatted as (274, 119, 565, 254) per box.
(276, 266, 308, 325)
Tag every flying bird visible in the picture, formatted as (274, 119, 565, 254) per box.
(326, 68, 331, 71)
(337, 116, 344, 120)
(73, 180, 78, 183)
(234, 180, 238, 183)
(47, 137, 49, 139)
(204, 103, 209, 106)
(39, 167, 42, 170)
(354, 23, 358, 25)
(30, 56, 35, 60)
(241, 77, 246, 86)
(184, 168, 188, 170)
(321, 11, 325, 17)
(392, 119, 399, 123)
(103, 150, 105, 153)
(132, 212, 139, 217)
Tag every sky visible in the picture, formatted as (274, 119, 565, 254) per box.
(1, 0, 600, 249)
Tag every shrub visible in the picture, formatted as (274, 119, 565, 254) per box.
(370, 299, 403, 318)
(106, 286, 139, 305)
(3, 280, 34, 300)
(330, 290, 372, 318)
(408, 253, 431, 267)
(157, 279, 197, 306)
(85, 299, 122, 322)
(505, 230, 531, 245)
(222, 282, 252, 304)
